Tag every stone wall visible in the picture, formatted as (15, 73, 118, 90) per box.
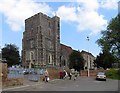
(0, 63, 8, 82)
(3, 78, 23, 87)
(0, 63, 23, 87)
(22, 12, 60, 68)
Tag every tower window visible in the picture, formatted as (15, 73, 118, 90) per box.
(49, 21, 50, 27)
(58, 22, 60, 27)
(30, 40, 34, 48)
(49, 55, 50, 63)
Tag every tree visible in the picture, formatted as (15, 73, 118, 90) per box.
(97, 15, 120, 60)
(94, 51, 116, 70)
(2, 44, 20, 67)
(69, 50, 84, 71)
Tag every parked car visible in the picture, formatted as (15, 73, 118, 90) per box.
(23, 69, 29, 75)
(96, 72, 106, 81)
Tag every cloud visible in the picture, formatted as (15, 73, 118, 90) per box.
(99, 0, 119, 10)
(56, 0, 108, 35)
(77, 0, 99, 11)
(0, 0, 52, 32)
(0, 0, 119, 34)
(77, 11, 107, 35)
(56, 6, 77, 22)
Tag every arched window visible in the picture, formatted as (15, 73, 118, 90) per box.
(49, 55, 50, 63)
(30, 40, 34, 48)
(63, 60, 66, 66)
(48, 54, 52, 64)
(30, 51, 34, 60)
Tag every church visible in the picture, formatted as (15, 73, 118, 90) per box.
(22, 12, 95, 69)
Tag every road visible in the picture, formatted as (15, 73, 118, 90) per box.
(3, 76, 119, 91)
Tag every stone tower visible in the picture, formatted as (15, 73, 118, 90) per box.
(22, 12, 60, 68)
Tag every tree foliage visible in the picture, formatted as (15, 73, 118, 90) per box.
(94, 51, 117, 70)
(97, 15, 120, 60)
(69, 50, 84, 71)
(2, 44, 20, 67)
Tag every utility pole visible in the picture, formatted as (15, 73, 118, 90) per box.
(87, 36, 90, 77)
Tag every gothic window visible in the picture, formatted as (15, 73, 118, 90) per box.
(49, 21, 50, 27)
(26, 51, 30, 60)
(48, 55, 50, 64)
(48, 54, 52, 64)
(31, 52, 34, 60)
(63, 60, 66, 66)
(52, 55, 54, 61)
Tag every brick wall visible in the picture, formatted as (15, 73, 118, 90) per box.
(40, 68, 60, 81)
(80, 70, 106, 76)
(47, 68, 60, 80)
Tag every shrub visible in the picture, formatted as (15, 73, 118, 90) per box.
(106, 69, 120, 80)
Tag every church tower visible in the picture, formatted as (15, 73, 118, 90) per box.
(22, 13, 60, 68)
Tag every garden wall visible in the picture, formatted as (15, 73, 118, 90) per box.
(0, 63, 23, 87)
(80, 70, 106, 76)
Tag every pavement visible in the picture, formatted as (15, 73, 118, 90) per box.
(2, 76, 119, 92)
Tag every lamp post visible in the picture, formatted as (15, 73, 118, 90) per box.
(87, 36, 90, 77)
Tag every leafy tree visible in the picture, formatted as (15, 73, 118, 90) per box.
(69, 50, 84, 71)
(2, 44, 20, 67)
(94, 51, 117, 70)
(97, 15, 120, 60)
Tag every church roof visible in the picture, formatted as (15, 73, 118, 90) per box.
(60, 44, 73, 55)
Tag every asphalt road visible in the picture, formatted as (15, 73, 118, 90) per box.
(3, 76, 119, 91)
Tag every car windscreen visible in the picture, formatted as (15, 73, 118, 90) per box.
(98, 72, 105, 75)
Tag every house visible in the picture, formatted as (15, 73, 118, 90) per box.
(81, 50, 96, 70)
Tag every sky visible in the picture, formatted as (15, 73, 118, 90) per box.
(0, 0, 119, 57)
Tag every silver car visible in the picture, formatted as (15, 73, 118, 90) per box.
(96, 72, 106, 81)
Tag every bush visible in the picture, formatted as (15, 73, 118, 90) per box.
(106, 69, 120, 80)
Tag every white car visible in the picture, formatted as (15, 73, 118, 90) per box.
(96, 72, 106, 81)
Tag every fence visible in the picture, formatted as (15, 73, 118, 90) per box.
(8, 67, 24, 78)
